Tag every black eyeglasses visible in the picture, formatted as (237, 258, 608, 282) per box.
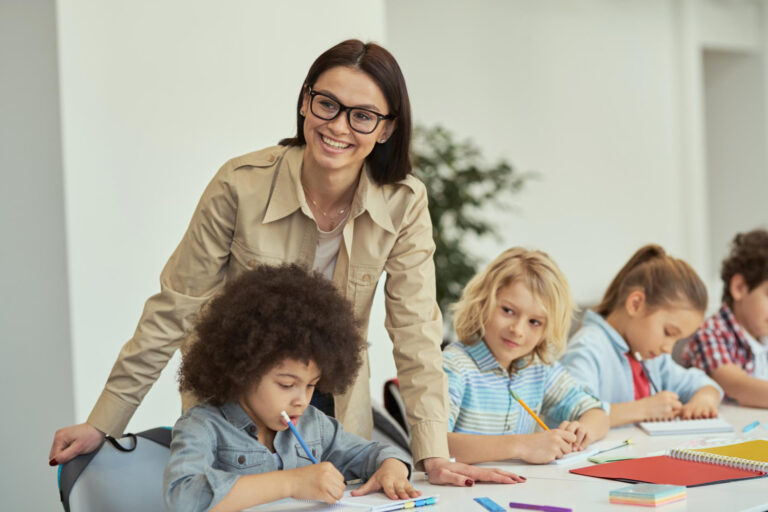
(306, 86, 394, 134)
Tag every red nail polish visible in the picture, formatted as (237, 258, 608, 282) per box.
(465, 479, 474, 487)
(49, 458, 58, 466)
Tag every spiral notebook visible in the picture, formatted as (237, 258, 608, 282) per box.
(668, 439, 768, 472)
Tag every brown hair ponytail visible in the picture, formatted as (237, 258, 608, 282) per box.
(595, 244, 707, 317)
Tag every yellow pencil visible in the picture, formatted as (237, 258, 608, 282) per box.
(510, 389, 549, 431)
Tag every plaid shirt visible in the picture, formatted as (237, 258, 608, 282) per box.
(681, 304, 755, 376)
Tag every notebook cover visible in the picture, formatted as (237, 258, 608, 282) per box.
(691, 439, 768, 463)
(570, 455, 766, 487)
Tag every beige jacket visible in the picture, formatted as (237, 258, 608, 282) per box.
(87, 145, 449, 463)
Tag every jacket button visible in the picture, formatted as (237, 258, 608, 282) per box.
(237, 455, 245, 464)
(268, 154, 275, 162)
(247, 260, 255, 268)
(362, 274, 371, 283)
(249, 425, 256, 433)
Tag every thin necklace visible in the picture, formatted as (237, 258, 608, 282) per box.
(302, 183, 351, 219)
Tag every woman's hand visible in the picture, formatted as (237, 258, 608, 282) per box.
(516, 429, 577, 464)
(287, 462, 345, 504)
(641, 391, 682, 421)
(49, 423, 105, 466)
(351, 458, 420, 500)
(422, 457, 526, 486)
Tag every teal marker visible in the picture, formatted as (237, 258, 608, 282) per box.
(743, 420, 760, 433)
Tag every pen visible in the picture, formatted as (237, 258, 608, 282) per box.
(743, 420, 760, 433)
(280, 410, 318, 463)
(509, 501, 572, 512)
(510, 389, 549, 431)
(634, 352, 659, 394)
(592, 439, 632, 456)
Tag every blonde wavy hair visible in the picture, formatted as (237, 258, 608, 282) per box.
(452, 247, 575, 367)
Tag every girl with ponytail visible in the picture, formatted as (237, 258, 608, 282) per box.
(561, 245, 723, 427)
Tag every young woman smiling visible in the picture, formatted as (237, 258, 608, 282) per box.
(49, 39, 518, 488)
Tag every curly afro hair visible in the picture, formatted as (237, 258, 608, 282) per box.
(721, 228, 768, 307)
(179, 264, 364, 405)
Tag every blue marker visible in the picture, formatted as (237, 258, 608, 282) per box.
(743, 420, 760, 433)
(281, 410, 318, 463)
(475, 497, 506, 512)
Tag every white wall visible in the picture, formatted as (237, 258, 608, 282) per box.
(386, 0, 687, 307)
(58, 0, 387, 431)
(1, 0, 73, 508)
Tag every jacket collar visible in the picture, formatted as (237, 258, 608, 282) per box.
(583, 309, 630, 353)
(219, 402, 256, 431)
(263, 145, 396, 234)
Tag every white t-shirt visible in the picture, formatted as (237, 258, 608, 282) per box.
(311, 215, 347, 280)
(743, 330, 768, 380)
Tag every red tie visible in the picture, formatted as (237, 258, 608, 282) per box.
(626, 352, 651, 399)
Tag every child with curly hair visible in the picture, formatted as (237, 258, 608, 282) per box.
(444, 248, 609, 465)
(563, 245, 723, 426)
(163, 264, 416, 512)
(682, 229, 768, 408)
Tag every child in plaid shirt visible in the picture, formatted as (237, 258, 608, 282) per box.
(682, 229, 768, 408)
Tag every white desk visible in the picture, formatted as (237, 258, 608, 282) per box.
(247, 405, 768, 512)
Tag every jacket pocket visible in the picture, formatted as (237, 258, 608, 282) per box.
(348, 262, 385, 317)
(216, 448, 268, 470)
(294, 441, 322, 465)
(230, 238, 285, 271)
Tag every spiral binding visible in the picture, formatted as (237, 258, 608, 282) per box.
(668, 447, 768, 473)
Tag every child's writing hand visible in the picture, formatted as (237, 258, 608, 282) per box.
(642, 391, 682, 421)
(517, 429, 576, 464)
(557, 420, 591, 450)
(350, 458, 420, 501)
(287, 462, 345, 504)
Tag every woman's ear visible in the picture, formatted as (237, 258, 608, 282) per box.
(730, 273, 748, 302)
(300, 87, 310, 117)
(625, 289, 646, 317)
(378, 121, 396, 144)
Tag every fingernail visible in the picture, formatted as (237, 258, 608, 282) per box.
(520, 476, 527, 481)
(49, 458, 58, 466)
(465, 479, 474, 487)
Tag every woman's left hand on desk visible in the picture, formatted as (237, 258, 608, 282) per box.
(422, 457, 526, 486)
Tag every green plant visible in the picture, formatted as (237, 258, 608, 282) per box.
(411, 124, 532, 329)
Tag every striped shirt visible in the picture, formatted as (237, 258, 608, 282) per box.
(443, 341, 605, 434)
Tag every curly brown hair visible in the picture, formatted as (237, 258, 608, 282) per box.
(721, 228, 768, 307)
(179, 264, 364, 405)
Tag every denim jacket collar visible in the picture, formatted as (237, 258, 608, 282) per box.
(219, 402, 256, 431)
(583, 309, 630, 354)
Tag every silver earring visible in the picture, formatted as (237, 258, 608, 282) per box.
(300, 109, 305, 116)
(379, 138, 386, 143)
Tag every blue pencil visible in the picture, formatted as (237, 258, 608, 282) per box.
(281, 410, 318, 463)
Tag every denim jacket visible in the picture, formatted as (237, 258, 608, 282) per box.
(163, 403, 410, 512)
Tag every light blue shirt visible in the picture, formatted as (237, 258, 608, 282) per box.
(443, 340, 606, 433)
(562, 310, 723, 404)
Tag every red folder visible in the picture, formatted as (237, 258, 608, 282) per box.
(570, 455, 766, 487)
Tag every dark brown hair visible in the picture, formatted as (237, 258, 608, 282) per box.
(721, 228, 768, 307)
(595, 244, 707, 317)
(279, 39, 412, 184)
(179, 264, 364, 405)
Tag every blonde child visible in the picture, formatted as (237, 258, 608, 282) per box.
(682, 229, 768, 408)
(562, 245, 723, 427)
(444, 248, 609, 465)
(163, 265, 416, 512)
